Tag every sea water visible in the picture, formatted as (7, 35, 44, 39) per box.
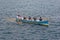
(0, 0, 60, 40)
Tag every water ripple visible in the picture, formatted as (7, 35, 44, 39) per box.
(0, 0, 60, 40)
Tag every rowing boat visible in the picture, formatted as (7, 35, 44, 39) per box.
(5, 17, 48, 26)
(16, 18, 49, 26)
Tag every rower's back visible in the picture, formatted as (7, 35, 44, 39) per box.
(39, 17, 42, 21)
(23, 17, 27, 20)
(28, 16, 31, 20)
(33, 17, 36, 21)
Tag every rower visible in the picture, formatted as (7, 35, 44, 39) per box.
(33, 17, 36, 21)
(16, 15, 22, 19)
(39, 17, 42, 21)
(23, 16, 27, 20)
(16, 15, 22, 24)
(28, 16, 31, 20)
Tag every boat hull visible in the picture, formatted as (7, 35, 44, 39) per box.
(16, 19, 48, 26)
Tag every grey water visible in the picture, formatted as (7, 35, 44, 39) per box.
(0, 0, 60, 40)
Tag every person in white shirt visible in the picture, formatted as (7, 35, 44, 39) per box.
(16, 15, 23, 24)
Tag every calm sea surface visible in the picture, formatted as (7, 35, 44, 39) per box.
(0, 0, 60, 40)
